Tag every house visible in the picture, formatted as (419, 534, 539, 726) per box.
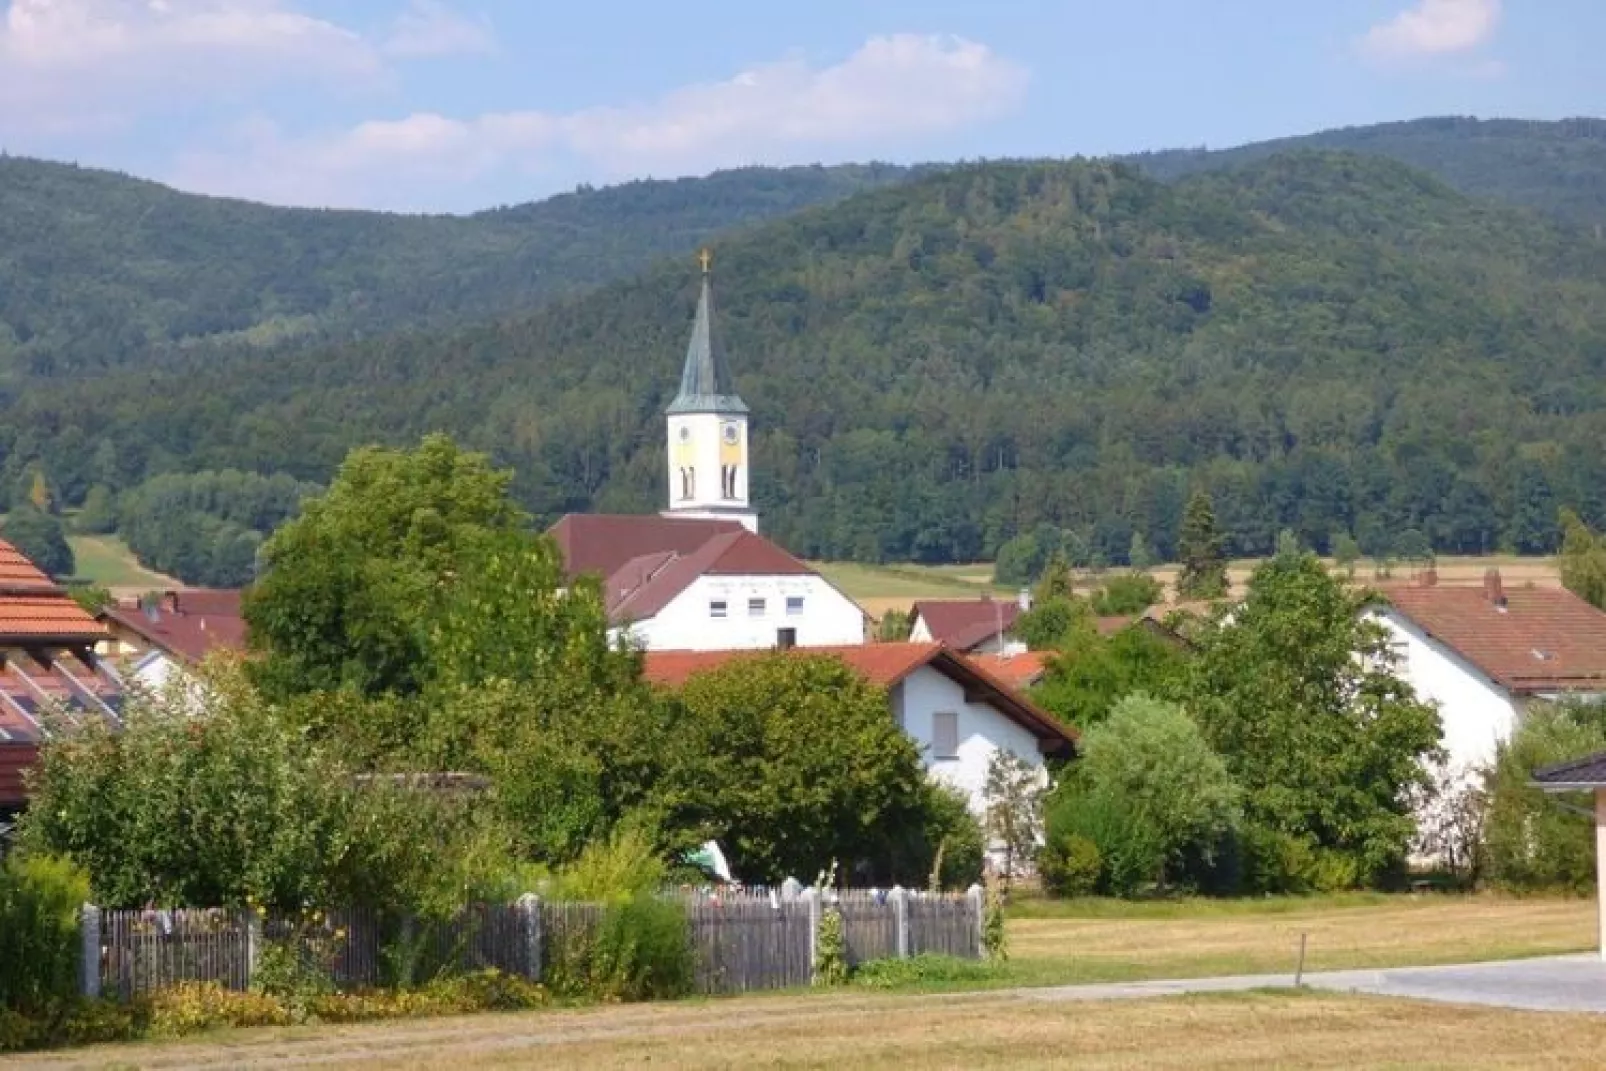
(1371, 569, 1606, 775)
(550, 515, 866, 651)
(909, 596, 1026, 654)
(98, 590, 247, 690)
(0, 540, 125, 817)
(643, 642, 1075, 816)
(549, 252, 866, 652)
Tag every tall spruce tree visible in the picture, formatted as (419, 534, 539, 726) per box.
(1176, 491, 1228, 600)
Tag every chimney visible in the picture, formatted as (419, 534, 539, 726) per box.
(1018, 588, 1032, 612)
(163, 591, 181, 615)
(1483, 568, 1507, 609)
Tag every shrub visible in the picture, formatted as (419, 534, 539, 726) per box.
(252, 919, 341, 1021)
(1090, 573, 1163, 616)
(547, 825, 666, 904)
(1485, 703, 1606, 892)
(982, 876, 1008, 963)
(147, 983, 292, 1037)
(588, 895, 694, 1001)
(851, 954, 999, 989)
(0, 855, 90, 1017)
(813, 905, 849, 986)
(1038, 833, 1102, 897)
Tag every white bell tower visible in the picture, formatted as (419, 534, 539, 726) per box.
(664, 250, 757, 533)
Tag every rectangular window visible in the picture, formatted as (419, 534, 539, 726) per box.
(709, 600, 728, 619)
(786, 596, 805, 616)
(776, 627, 797, 650)
(749, 597, 766, 617)
(932, 711, 960, 760)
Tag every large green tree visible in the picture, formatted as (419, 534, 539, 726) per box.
(243, 434, 531, 698)
(1560, 508, 1606, 610)
(1483, 701, 1606, 892)
(654, 654, 933, 884)
(1031, 623, 1189, 730)
(1185, 551, 1441, 888)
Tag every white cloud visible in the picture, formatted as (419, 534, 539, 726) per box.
(170, 34, 1029, 210)
(383, 0, 494, 59)
(1362, 0, 1501, 59)
(0, 0, 381, 131)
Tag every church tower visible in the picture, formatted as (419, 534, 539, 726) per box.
(663, 250, 757, 533)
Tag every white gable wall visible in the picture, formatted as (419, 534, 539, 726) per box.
(892, 663, 1047, 814)
(622, 574, 865, 651)
(1369, 608, 1520, 773)
(909, 615, 934, 643)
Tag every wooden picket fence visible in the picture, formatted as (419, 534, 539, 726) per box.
(87, 887, 980, 1001)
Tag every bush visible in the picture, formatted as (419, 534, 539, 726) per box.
(1038, 833, 1102, 897)
(851, 954, 999, 989)
(1485, 703, 1605, 892)
(0, 855, 90, 1017)
(547, 895, 694, 1002)
(547, 825, 666, 903)
(1090, 573, 1163, 616)
(147, 982, 292, 1037)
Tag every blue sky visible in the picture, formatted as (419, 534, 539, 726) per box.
(0, 0, 1598, 213)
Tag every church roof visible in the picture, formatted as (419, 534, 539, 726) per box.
(666, 265, 748, 416)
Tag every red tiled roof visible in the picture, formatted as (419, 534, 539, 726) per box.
(643, 642, 1075, 753)
(549, 515, 745, 581)
(100, 590, 247, 663)
(911, 599, 1022, 651)
(0, 540, 106, 643)
(971, 650, 1054, 690)
(1382, 580, 1606, 694)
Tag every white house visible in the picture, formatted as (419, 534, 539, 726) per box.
(1370, 569, 1606, 776)
(549, 515, 866, 651)
(548, 252, 867, 652)
(643, 642, 1076, 819)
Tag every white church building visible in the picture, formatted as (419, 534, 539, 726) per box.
(548, 254, 865, 651)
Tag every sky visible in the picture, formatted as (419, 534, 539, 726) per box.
(0, 0, 1599, 213)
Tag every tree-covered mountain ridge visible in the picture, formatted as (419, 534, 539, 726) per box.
(1127, 116, 1606, 231)
(4, 115, 1603, 381)
(0, 157, 921, 374)
(11, 150, 1606, 572)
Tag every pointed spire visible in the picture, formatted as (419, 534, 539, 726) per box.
(667, 250, 748, 415)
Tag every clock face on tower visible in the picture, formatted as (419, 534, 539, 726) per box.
(722, 423, 740, 445)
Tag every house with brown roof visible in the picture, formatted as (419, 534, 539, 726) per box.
(644, 642, 1074, 818)
(547, 254, 865, 653)
(909, 596, 1027, 654)
(1372, 568, 1606, 774)
(98, 590, 248, 690)
(0, 540, 125, 817)
(550, 514, 865, 651)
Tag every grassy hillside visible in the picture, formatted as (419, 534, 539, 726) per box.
(1128, 116, 1606, 231)
(0, 158, 918, 374)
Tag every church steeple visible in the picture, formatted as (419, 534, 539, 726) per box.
(664, 250, 756, 533)
(666, 250, 748, 416)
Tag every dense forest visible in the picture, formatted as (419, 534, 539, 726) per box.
(1129, 116, 1606, 231)
(6, 146, 1606, 574)
(0, 158, 919, 375)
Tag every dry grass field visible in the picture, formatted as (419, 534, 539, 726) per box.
(26, 990, 1606, 1069)
(813, 555, 1562, 621)
(19, 895, 1595, 1070)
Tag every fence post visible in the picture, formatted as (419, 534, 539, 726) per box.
(80, 904, 101, 999)
(246, 908, 263, 989)
(966, 884, 984, 959)
(800, 888, 820, 972)
(518, 893, 542, 982)
(889, 886, 909, 959)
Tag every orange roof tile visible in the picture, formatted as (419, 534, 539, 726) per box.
(0, 540, 55, 589)
(970, 650, 1054, 690)
(642, 642, 1075, 753)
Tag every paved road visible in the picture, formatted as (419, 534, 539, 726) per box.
(1020, 954, 1606, 1013)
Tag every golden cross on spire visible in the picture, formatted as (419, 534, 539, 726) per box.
(698, 247, 713, 275)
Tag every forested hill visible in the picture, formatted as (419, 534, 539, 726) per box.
(1128, 117, 1606, 231)
(10, 151, 1606, 572)
(0, 157, 916, 373)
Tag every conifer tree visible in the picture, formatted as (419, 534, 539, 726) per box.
(1176, 491, 1227, 599)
